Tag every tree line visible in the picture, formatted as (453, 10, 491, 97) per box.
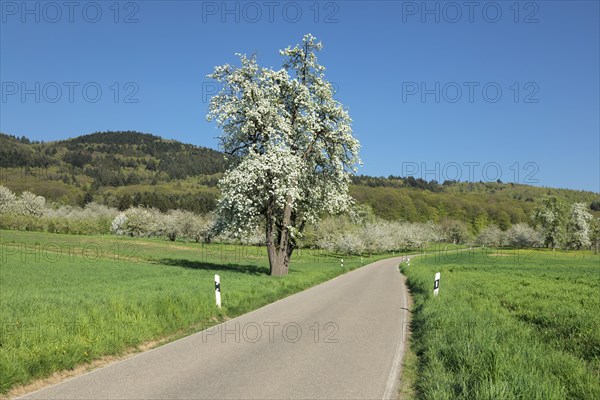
(1, 186, 598, 254)
(1, 131, 598, 230)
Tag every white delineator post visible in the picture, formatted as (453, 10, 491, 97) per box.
(215, 274, 221, 308)
(341, 258, 344, 268)
(433, 272, 440, 296)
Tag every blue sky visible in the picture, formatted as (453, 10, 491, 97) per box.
(1, 1, 598, 192)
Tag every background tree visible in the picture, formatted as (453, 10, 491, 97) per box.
(18, 191, 46, 217)
(111, 207, 158, 237)
(565, 203, 593, 249)
(0, 186, 17, 214)
(207, 34, 360, 275)
(505, 223, 541, 248)
(532, 196, 567, 249)
(475, 225, 505, 247)
(590, 217, 600, 254)
(438, 218, 471, 244)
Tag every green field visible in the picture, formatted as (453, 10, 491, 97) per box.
(0, 230, 392, 394)
(4, 231, 598, 398)
(401, 248, 600, 399)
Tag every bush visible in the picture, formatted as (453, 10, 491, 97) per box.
(0, 213, 46, 231)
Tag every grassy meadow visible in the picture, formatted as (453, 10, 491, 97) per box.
(401, 248, 600, 399)
(0, 230, 392, 394)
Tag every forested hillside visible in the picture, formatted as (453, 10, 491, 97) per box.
(1, 131, 598, 231)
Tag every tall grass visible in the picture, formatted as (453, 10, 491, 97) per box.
(402, 248, 600, 399)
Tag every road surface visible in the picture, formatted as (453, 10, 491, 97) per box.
(21, 257, 410, 399)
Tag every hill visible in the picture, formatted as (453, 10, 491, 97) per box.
(0, 131, 227, 213)
(0, 131, 598, 229)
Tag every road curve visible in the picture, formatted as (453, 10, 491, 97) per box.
(21, 257, 410, 400)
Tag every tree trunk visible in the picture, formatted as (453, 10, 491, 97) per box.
(266, 233, 293, 276)
(265, 195, 294, 276)
(267, 245, 289, 276)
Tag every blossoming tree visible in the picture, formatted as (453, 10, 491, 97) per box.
(533, 196, 567, 249)
(207, 34, 361, 275)
(566, 203, 593, 249)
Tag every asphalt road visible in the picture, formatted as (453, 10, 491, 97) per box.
(21, 257, 410, 400)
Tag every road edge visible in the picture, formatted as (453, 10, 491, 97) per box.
(383, 262, 411, 400)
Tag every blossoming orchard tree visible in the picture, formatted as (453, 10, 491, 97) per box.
(566, 203, 593, 250)
(533, 196, 567, 249)
(207, 34, 361, 276)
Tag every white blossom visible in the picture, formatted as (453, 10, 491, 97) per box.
(566, 203, 593, 249)
(111, 213, 129, 236)
(110, 207, 159, 237)
(506, 223, 541, 248)
(532, 196, 567, 249)
(207, 34, 361, 274)
(17, 191, 46, 217)
(0, 186, 17, 214)
(476, 225, 505, 247)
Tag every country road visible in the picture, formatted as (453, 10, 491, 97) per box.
(20, 257, 410, 400)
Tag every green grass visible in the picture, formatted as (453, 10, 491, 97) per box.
(0, 230, 391, 394)
(401, 248, 600, 399)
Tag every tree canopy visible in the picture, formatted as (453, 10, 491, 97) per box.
(207, 34, 360, 275)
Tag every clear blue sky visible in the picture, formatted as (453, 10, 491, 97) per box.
(1, 1, 598, 192)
